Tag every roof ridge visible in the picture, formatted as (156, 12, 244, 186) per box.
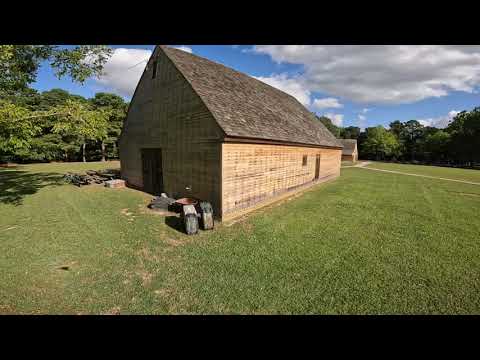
(158, 45, 343, 149)
(161, 45, 306, 105)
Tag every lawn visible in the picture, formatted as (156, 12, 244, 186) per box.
(1, 161, 480, 314)
(341, 161, 356, 167)
(366, 161, 480, 183)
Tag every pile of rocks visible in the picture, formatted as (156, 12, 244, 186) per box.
(63, 169, 121, 187)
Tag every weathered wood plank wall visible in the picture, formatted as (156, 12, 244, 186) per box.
(119, 47, 224, 214)
(342, 154, 357, 162)
(221, 143, 341, 217)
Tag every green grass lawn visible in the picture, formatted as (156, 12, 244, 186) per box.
(1, 161, 480, 314)
(341, 161, 356, 167)
(366, 161, 480, 183)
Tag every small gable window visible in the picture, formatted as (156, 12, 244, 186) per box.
(152, 60, 158, 79)
(302, 155, 308, 166)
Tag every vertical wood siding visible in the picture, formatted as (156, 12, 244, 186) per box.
(119, 47, 224, 214)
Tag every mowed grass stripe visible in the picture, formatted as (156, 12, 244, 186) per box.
(366, 161, 480, 184)
(1, 162, 479, 314)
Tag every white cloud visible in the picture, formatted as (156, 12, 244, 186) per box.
(324, 113, 344, 126)
(95, 48, 152, 98)
(361, 108, 370, 113)
(312, 97, 343, 110)
(254, 73, 311, 106)
(418, 110, 460, 128)
(357, 114, 367, 131)
(94, 46, 194, 98)
(173, 46, 193, 53)
(251, 45, 480, 104)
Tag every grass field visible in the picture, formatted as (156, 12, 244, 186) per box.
(1, 161, 480, 314)
(366, 161, 480, 183)
(341, 161, 356, 167)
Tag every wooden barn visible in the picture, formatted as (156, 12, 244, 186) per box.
(119, 45, 343, 221)
(340, 139, 358, 162)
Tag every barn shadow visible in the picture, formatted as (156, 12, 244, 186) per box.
(0, 169, 64, 205)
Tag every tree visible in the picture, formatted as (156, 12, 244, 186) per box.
(362, 126, 400, 160)
(0, 46, 111, 162)
(340, 126, 361, 139)
(0, 45, 112, 95)
(424, 130, 451, 163)
(90, 93, 128, 160)
(51, 100, 111, 162)
(37, 88, 87, 111)
(399, 120, 425, 161)
(389, 120, 404, 139)
(0, 100, 41, 161)
(446, 108, 480, 166)
(316, 115, 341, 137)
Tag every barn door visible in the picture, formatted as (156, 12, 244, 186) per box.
(141, 148, 164, 195)
(315, 154, 321, 180)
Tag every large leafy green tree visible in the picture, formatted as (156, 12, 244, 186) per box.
(446, 108, 480, 166)
(90, 93, 128, 161)
(362, 126, 400, 160)
(51, 100, 111, 162)
(0, 101, 41, 161)
(399, 120, 425, 161)
(0, 45, 112, 95)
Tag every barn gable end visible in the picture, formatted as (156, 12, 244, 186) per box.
(119, 47, 224, 214)
(340, 139, 358, 162)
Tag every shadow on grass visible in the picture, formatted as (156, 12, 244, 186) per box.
(165, 215, 186, 234)
(0, 169, 64, 205)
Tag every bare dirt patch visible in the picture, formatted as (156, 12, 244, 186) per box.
(137, 247, 160, 262)
(101, 306, 121, 315)
(120, 208, 136, 222)
(0, 304, 16, 314)
(164, 237, 184, 247)
(120, 208, 133, 216)
(154, 288, 171, 297)
(136, 270, 153, 286)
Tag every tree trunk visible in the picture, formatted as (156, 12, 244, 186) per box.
(82, 143, 86, 163)
(101, 141, 106, 162)
(113, 142, 117, 159)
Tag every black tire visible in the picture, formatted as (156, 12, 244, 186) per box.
(184, 214, 199, 235)
(201, 212, 214, 230)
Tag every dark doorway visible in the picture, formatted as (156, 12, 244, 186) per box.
(315, 154, 321, 180)
(141, 148, 163, 195)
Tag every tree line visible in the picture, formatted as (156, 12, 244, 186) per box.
(0, 88, 128, 163)
(0, 45, 124, 163)
(317, 111, 480, 167)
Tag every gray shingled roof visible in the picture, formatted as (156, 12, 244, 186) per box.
(160, 46, 343, 148)
(340, 139, 357, 155)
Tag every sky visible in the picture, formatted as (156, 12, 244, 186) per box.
(33, 45, 480, 130)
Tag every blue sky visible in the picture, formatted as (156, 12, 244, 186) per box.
(33, 45, 480, 129)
